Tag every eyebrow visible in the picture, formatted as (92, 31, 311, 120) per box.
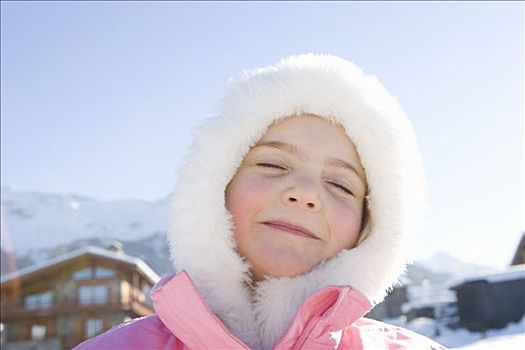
(253, 141, 366, 185)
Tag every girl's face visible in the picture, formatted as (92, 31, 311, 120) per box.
(226, 115, 367, 281)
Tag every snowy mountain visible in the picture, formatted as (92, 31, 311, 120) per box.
(1, 186, 170, 253)
(415, 252, 494, 279)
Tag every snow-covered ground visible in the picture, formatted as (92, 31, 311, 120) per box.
(453, 333, 525, 350)
(384, 315, 525, 349)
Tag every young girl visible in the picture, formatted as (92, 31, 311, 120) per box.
(75, 54, 446, 349)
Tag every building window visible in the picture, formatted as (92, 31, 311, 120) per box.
(84, 318, 103, 338)
(25, 291, 53, 310)
(72, 268, 93, 280)
(94, 267, 115, 279)
(31, 324, 46, 340)
(78, 285, 108, 305)
(142, 283, 152, 305)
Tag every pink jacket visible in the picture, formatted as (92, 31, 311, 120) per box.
(75, 271, 446, 350)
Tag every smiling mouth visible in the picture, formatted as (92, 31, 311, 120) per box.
(262, 221, 320, 240)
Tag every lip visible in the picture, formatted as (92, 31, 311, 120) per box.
(262, 220, 320, 240)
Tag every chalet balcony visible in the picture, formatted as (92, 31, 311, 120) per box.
(1, 294, 153, 321)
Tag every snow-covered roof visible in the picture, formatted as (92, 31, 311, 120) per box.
(450, 264, 525, 288)
(0, 246, 160, 284)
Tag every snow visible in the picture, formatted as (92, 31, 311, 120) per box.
(416, 252, 495, 277)
(450, 264, 525, 287)
(403, 283, 456, 313)
(453, 334, 525, 350)
(1, 186, 170, 253)
(384, 314, 525, 349)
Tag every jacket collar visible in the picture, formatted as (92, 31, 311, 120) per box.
(152, 271, 250, 349)
(152, 271, 372, 350)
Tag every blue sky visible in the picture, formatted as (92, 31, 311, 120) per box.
(1, 2, 523, 267)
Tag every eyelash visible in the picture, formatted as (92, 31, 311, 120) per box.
(257, 162, 287, 170)
(327, 182, 354, 196)
(257, 163, 354, 196)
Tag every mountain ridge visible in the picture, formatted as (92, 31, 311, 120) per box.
(1, 186, 170, 253)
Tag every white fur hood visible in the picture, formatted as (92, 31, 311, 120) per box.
(167, 54, 426, 350)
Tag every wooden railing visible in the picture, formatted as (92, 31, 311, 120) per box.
(1, 295, 154, 320)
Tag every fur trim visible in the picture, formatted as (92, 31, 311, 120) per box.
(168, 54, 426, 350)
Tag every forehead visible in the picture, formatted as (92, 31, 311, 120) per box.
(259, 115, 354, 156)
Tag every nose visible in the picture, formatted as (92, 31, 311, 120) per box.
(281, 178, 322, 212)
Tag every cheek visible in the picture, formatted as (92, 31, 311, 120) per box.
(226, 175, 274, 233)
(328, 201, 363, 248)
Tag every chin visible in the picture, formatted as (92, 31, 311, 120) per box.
(256, 259, 319, 279)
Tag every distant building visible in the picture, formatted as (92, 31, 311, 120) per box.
(511, 232, 525, 265)
(366, 277, 410, 320)
(449, 264, 525, 331)
(0, 245, 160, 350)
(401, 283, 457, 322)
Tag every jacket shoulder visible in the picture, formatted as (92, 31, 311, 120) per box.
(344, 317, 448, 350)
(73, 315, 184, 350)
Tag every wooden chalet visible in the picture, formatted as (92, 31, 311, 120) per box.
(0, 244, 160, 350)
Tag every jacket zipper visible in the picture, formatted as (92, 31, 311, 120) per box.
(290, 289, 344, 350)
(291, 316, 319, 350)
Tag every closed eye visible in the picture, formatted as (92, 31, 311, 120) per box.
(328, 182, 354, 196)
(257, 163, 287, 170)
